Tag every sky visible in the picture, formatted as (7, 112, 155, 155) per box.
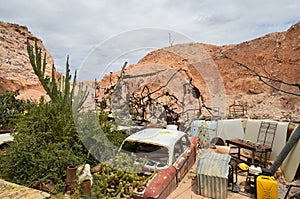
(1, 0, 300, 81)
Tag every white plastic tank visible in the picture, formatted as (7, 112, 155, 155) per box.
(166, 124, 178, 130)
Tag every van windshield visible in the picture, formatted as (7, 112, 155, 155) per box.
(121, 141, 169, 165)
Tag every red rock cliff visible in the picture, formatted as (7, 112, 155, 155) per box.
(0, 21, 60, 100)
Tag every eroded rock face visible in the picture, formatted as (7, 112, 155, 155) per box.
(0, 21, 59, 100)
(1, 20, 299, 122)
(97, 22, 300, 122)
(204, 22, 300, 121)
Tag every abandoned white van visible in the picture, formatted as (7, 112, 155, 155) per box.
(119, 126, 198, 199)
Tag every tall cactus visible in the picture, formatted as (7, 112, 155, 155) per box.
(27, 40, 88, 109)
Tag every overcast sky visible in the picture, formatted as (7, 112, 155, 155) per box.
(1, 0, 300, 80)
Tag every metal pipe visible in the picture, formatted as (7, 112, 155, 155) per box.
(269, 125, 300, 175)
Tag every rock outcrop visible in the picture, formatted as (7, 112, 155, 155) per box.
(97, 22, 300, 122)
(0, 21, 59, 100)
(1, 20, 299, 122)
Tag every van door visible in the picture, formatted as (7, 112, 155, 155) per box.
(172, 135, 191, 183)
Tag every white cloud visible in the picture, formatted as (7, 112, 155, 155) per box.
(1, 0, 300, 77)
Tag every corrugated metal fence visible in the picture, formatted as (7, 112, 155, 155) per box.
(196, 152, 231, 199)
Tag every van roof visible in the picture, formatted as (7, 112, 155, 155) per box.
(123, 128, 186, 149)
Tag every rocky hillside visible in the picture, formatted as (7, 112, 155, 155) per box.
(98, 22, 300, 122)
(0, 20, 299, 122)
(0, 21, 59, 100)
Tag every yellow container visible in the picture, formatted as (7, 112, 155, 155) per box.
(256, 175, 278, 199)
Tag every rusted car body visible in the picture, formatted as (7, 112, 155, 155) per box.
(119, 126, 198, 199)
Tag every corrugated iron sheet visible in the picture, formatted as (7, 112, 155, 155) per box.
(196, 152, 231, 199)
(191, 120, 205, 137)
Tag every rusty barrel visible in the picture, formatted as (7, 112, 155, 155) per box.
(66, 165, 77, 183)
(81, 179, 91, 196)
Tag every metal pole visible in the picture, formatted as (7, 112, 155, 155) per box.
(269, 124, 300, 175)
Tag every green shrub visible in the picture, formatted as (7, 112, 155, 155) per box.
(0, 42, 89, 193)
(0, 41, 129, 196)
(0, 90, 30, 130)
(0, 99, 87, 192)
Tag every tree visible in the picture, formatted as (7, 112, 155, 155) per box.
(97, 66, 205, 129)
(168, 32, 175, 47)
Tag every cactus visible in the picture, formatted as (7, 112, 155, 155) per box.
(27, 40, 88, 110)
(91, 153, 152, 198)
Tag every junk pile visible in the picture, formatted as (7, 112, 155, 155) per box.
(194, 119, 300, 198)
